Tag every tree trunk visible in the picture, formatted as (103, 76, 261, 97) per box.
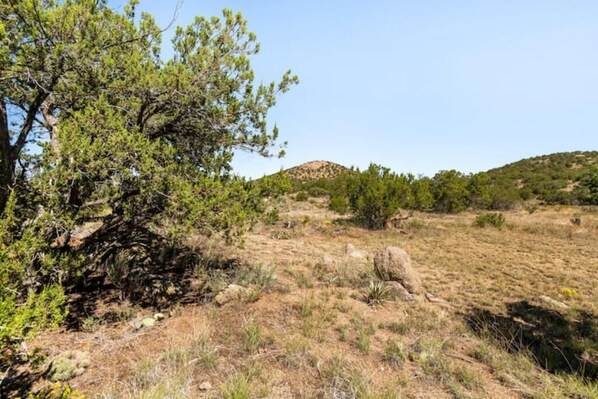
(0, 100, 14, 215)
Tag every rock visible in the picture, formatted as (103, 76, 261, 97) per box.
(141, 317, 156, 328)
(317, 255, 336, 272)
(538, 295, 569, 311)
(199, 381, 212, 391)
(153, 313, 165, 321)
(345, 243, 367, 259)
(214, 284, 248, 306)
(374, 247, 422, 295)
(384, 281, 416, 302)
(48, 350, 90, 382)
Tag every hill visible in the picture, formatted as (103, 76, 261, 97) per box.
(485, 151, 598, 202)
(284, 160, 349, 181)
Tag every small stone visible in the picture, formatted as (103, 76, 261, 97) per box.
(153, 313, 165, 321)
(345, 243, 367, 259)
(538, 295, 569, 311)
(141, 317, 156, 328)
(199, 381, 212, 391)
(214, 284, 248, 306)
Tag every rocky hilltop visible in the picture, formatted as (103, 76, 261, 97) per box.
(284, 160, 349, 181)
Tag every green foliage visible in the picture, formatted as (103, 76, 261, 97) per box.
(474, 212, 505, 229)
(578, 166, 598, 205)
(221, 373, 251, 399)
(365, 281, 390, 306)
(0, 2, 296, 389)
(485, 151, 598, 205)
(329, 195, 350, 214)
(252, 171, 292, 198)
(411, 177, 434, 211)
(431, 170, 470, 213)
(28, 383, 87, 399)
(348, 164, 413, 229)
(295, 191, 308, 201)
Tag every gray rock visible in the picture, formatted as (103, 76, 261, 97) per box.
(374, 247, 422, 296)
(538, 295, 569, 311)
(384, 281, 415, 302)
(214, 284, 248, 306)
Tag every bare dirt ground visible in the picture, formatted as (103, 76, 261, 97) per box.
(30, 198, 598, 398)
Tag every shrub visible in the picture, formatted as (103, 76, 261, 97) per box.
(295, 191, 308, 201)
(307, 186, 329, 197)
(28, 383, 87, 399)
(348, 164, 413, 229)
(328, 195, 350, 214)
(474, 212, 505, 229)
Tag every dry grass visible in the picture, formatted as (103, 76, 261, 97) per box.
(30, 200, 598, 398)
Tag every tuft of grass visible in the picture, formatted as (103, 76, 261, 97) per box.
(295, 271, 315, 288)
(383, 339, 407, 369)
(243, 321, 262, 354)
(221, 373, 251, 399)
(278, 335, 312, 369)
(383, 322, 409, 335)
(356, 329, 370, 354)
(318, 357, 401, 399)
(297, 294, 336, 341)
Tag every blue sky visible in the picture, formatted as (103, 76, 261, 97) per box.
(111, 1, 598, 178)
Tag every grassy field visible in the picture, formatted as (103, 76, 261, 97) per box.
(31, 198, 598, 398)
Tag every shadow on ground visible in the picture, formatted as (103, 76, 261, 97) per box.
(466, 301, 598, 379)
(1, 240, 245, 398)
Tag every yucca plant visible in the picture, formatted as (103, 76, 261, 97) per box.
(365, 281, 390, 306)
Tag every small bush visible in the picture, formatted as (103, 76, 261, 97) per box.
(28, 383, 87, 399)
(348, 164, 413, 229)
(295, 191, 308, 201)
(474, 212, 505, 229)
(328, 195, 350, 214)
(307, 186, 329, 197)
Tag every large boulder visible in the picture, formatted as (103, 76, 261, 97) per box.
(374, 247, 422, 295)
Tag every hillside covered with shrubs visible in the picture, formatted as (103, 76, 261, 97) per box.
(288, 151, 598, 229)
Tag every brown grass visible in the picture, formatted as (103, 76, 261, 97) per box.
(30, 200, 598, 398)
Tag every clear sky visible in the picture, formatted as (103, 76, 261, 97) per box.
(110, 1, 598, 178)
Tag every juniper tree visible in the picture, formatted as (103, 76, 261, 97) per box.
(0, 0, 296, 362)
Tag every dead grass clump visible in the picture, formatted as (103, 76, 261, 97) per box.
(316, 357, 400, 399)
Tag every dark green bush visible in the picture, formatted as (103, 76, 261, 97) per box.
(295, 191, 308, 201)
(328, 195, 350, 214)
(348, 164, 413, 229)
(474, 212, 505, 229)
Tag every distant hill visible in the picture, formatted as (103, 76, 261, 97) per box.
(284, 160, 349, 182)
(485, 151, 598, 201)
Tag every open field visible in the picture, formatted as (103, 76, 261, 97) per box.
(30, 199, 598, 398)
